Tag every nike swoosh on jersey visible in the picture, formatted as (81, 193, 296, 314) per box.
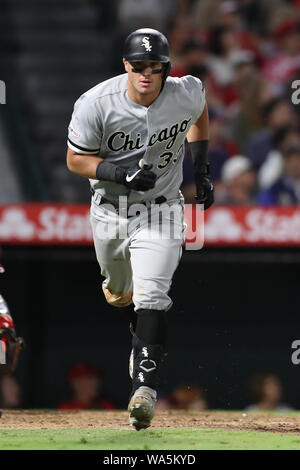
(126, 169, 141, 182)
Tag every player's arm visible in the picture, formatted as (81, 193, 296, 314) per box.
(66, 148, 156, 191)
(186, 102, 214, 209)
(186, 100, 209, 143)
(66, 148, 103, 179)
(67, 96, 156, 190)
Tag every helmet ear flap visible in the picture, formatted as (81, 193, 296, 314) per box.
(163, 62, 172, 81)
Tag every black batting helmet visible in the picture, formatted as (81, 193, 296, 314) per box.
(123, 28, 171, 80)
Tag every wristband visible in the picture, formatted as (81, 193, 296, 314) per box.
(189, 140, 209, 174)
(96, 161, 126, 184)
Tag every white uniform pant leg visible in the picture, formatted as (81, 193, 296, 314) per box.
(129, 201, 184, 312)
(90, 209, 133, 307)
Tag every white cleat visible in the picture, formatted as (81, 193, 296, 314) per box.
(128, 386, 157, 431)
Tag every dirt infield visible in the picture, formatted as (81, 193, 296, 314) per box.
(0, 410, 300, 434)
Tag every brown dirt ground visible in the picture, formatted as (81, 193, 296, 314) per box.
(0, 410, 300, 434)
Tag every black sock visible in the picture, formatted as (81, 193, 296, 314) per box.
(135, 309, 168, 346)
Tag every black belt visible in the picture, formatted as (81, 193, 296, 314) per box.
(91, 188, 166, 206)
(91, 188, 166, 210)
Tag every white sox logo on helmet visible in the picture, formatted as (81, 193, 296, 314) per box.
(141, 37, 152, 52)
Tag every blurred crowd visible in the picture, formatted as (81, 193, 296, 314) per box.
(0, 365, 293, 412)
(116, 0, 300, 205)
(156, 371, 293, 411)
(57, 362, 116, 411)
(1, 0, 300, 206)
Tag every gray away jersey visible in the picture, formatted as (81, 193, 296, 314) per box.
(67, 73, 206, 204)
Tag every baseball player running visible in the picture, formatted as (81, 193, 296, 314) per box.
(66, 28, 213, 430)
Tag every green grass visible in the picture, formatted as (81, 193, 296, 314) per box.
(1, 428, 300, 450)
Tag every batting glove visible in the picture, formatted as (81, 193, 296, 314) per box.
(194, 164, 214, 210)
(122, 164, 157, 191)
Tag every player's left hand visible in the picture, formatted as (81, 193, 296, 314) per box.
(194, 170, 214, 210)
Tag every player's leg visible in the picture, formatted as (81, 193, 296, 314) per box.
(127, 201, 184, 430)
(130, 200, 184, 311)
(90, 210, 133, 307)
(127, 308, 168, 430)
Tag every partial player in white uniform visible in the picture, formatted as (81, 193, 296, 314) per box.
(0, 262, 24, 386)
(66, 28, 213, 430)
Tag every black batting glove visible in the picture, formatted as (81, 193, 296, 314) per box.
(96, 160, 156, 191)
(119, 164, 157, 191)
(194, 164, 214, 210)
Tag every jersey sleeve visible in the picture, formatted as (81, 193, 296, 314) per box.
(67, 95, 102, 155)
(181, 75, 206, 121)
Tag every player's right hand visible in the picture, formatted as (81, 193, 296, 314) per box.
(123, 164, 157, 191)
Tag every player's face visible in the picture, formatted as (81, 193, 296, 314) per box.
(123, 59, 164, 98)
